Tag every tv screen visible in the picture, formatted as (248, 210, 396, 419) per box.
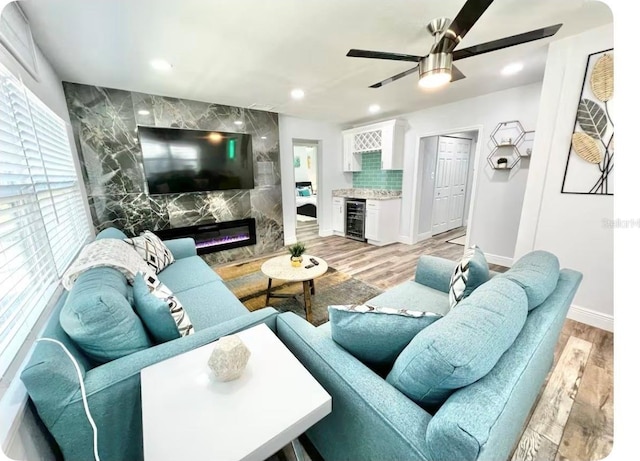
(137, 126, 254, 194)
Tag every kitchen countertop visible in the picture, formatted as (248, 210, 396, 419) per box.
(332, 189, 402, 200)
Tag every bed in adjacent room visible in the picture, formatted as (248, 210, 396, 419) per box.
(295, 181, 317, 218)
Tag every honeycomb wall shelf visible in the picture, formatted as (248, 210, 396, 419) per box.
(490, 121, 525, 147)
(487, 121, 526, 170)
(488, 145, 521, 170)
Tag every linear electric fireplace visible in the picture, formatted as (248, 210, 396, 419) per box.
(155, 218, 257, 255)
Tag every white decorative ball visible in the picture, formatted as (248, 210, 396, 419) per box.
(207, 335, 251, 382)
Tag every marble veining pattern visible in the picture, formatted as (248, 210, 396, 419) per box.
(332, 189, 402, 200)
(64, 82, 283, 262)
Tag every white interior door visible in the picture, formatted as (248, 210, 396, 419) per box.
(431, 136, 471, 235)
(431, 138, 453, 235)
(448, 139, 471, 229)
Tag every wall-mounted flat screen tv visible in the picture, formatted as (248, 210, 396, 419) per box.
(138, 126, 254, 194)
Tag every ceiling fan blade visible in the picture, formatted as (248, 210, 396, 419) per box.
(433, 0, 495, 54)
(369, 66, 418, 88)
(452, 24, 562, 61)
(347, 49, 423, 63)
(451, 64, 466, 82)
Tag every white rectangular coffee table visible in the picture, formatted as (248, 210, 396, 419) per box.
(141, 323, 331, 461)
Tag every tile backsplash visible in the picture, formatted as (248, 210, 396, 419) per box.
(352, 152, 403, 190)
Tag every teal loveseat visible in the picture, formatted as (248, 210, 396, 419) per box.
(21, 227, 279, 461)
(276, 252, 582, 461)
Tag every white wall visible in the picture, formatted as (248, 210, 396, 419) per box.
(514, 24, 613, 330)
(278, 115, 351, 243)
(398, 83, 542, 265)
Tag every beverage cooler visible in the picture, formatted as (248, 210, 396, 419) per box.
(345, 199, 366, 242)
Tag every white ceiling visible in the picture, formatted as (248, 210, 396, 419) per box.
(20, 0, 612, 125)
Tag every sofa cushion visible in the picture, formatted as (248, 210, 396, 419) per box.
(60, 267, 152, 363)
(157, 256, 223, 292)
(124, 230, 175, 273)
(175, 281, 249, 330)
(386, 278, 528, 409)
(328, 304, 441, 372)
(133, 273, 194, 343)
(498, 250, 560, 310)
(366, 280, 451, 316)
(449, 245, 490, 308)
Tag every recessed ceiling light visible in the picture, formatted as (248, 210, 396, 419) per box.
(501, 62, 524, 76)
(150, 59, 172, 71)
(290, 89, 305, 100)
(234, 120, 243, 126)
(138, 109, 150, 116)
(369, 104, 381, 114)
(260, 136, 267, 140)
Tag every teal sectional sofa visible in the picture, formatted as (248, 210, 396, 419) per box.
(21, 228, 279, 461)
(276, 252, 582, 461)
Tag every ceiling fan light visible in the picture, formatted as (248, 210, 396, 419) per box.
(419, 70, 452, 89)
(418, 53, 453, 89)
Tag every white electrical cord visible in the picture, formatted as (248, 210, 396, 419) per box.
(35, 338, 100, 461)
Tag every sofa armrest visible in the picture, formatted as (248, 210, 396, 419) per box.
(37, 308, 277, 461)
(85, 307, 278, 389)
(163, 237, 197, 259)
(276, 312, 431, 461)
(414, 255, 456, 293)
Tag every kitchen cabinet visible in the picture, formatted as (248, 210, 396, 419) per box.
(342, 132, 361, 172)
(342, 119, 406, 172)
(365, 199, 401, 246)
(332, 197, 345, 235)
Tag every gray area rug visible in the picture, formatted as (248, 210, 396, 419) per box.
(216, 259, 382, 326)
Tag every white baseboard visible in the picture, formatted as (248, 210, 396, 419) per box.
(284, 237, 297, 245)
(417, 232, 432, 242)
(484, 253, 513, 267)
(567, 304, 613, 332)
(397, 235, 413, 245)
(318, 229, 333, 237)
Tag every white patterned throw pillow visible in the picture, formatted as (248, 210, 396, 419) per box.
(124, 230, 175, 273)
(329, 304, 441, 318)
(142, 272, 194, 337)
(449, 245, 490, 309)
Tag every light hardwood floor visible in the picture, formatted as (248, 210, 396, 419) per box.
(237, 228, 613, 461)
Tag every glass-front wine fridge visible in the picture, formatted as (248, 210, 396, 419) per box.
(345, 199, 366, 242)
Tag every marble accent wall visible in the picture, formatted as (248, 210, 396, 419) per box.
(63, 82, 283, 264)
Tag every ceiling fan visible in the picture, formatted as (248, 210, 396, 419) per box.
(347, 0, 562, 89)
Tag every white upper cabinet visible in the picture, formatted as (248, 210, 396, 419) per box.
(342, 132, 361, 172)
(342, 119, 406, 172)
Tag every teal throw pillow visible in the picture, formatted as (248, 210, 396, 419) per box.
(300, 188, 311, 197)
(329, 304, 442, 373)
(60, 267, 152, 363)
(497, 250, 560, 310)
(132, 273, 194, 343)
(386, 278, 528, 410)
(448, 245, 490, 308)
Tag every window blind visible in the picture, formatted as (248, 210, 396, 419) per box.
(0, 65, 89, 375)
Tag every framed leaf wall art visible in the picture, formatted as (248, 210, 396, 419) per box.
(561, 49, 614, 195)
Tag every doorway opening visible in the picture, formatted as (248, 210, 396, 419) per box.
(293, 141, 319, 241)
(416, 130, 479, 243)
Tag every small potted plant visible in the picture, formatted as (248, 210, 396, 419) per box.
(288, 242, 306, 267)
